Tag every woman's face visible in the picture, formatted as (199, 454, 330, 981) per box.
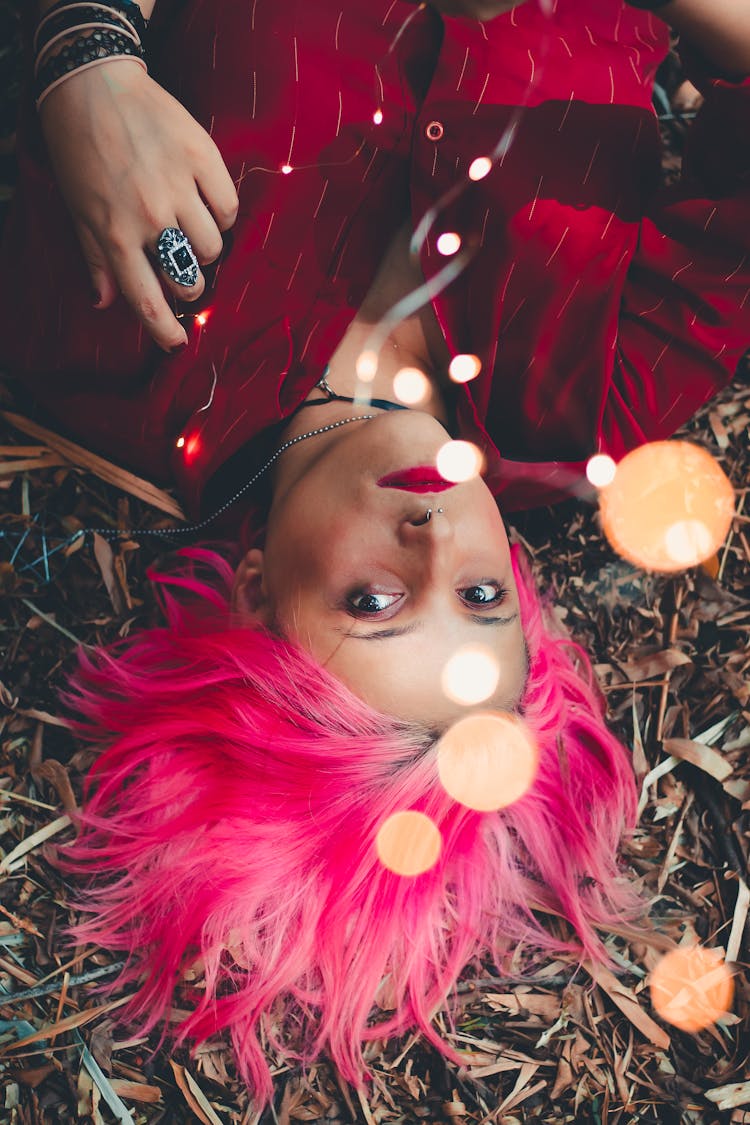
(241, 411, 528, 726)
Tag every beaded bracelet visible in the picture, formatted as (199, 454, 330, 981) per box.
(35, 27, 146, 109)
(34, 0, 148, 51)
(35, 5, 139, 63)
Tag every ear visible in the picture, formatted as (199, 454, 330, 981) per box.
(231, 548, 273, 624)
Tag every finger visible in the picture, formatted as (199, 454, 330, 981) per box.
(151, 224, 206, 305)
(176, 195, 224, 266)
(76, 222, 120, 309)
(108, 240, 189, 351)
(195, 144, 240, 232)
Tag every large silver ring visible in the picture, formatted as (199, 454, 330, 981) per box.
(156, 227, 199, 287)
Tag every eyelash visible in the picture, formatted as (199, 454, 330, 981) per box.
(346, 582, 508, 617)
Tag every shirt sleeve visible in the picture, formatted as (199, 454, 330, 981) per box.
(609, 52, 750, 451)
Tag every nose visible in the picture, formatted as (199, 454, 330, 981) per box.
(398, 505, 454, 546)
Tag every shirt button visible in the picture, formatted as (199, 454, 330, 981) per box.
(425, 120, 445, 142)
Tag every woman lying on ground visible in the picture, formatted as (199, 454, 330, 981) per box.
(1, 0, 749, 1103)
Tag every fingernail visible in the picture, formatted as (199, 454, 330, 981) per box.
(170, 342, 187, 355)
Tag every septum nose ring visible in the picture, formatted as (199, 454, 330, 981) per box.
(423, 507, 444, 523)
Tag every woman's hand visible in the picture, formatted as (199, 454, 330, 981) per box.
(38, 57, 239, 351)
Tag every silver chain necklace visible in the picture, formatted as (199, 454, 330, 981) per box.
(168, 410, 377, 536)
(77, 391, 376, 542)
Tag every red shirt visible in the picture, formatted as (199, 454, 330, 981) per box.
(2, 0, 748, 519)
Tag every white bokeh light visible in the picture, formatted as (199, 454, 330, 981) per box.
(393, 367, 430, 405)
(356, 350, 378, 381)
(436, 232, 462, 256)
(449, 354, 482, 384)
(468, 156, 492, 181)
(586, 453, 617, 488)
(441, 645, 500, 706)
(664, 519, 714, 566)
(436, 440, 483, 483)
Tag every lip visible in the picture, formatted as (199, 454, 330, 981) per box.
(377, 466, 455, 493)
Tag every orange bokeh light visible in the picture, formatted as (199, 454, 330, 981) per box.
(650, 946, 734, 1033)
(598, 441, 734, 572)
(375, 810, 442, 877)
(437, 711, 538, 812)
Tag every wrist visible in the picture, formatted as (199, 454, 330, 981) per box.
(34, 2, 150, 110)
(38, 0, 154, 17)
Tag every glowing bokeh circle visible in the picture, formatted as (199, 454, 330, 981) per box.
(437, 711, 538, 812)
(598, 441, 734, 572)
(650, 946, 734, 1033)
(376, 810, 442, 877)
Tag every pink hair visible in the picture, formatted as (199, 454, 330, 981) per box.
(60, 545, 642, 1103)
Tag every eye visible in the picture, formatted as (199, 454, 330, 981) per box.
(459, 582, 508, 607)
(347, 591, 403, 616)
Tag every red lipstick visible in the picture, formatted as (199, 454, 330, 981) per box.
(377, 466, 455, 493)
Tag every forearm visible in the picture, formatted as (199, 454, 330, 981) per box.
(654, 0, 750, 79)
(38, 0, 156, 19)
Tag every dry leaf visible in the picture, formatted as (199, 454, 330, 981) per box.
(93, 534, 128, 617)
(586, 963, 670, 1050)
(169, 1060, 223, 1125)
(2, 411, 186, 519)
(662, 737, 734, 782)
(31, 759, 78, 817)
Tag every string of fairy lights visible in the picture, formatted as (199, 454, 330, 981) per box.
(2, 0, 742, 1040)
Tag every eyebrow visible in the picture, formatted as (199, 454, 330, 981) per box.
(341, 612, 519, 641)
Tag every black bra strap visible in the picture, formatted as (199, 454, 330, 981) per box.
(298, 368, 411, 413)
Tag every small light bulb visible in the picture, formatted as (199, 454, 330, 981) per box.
(195, 312, 208, 327)
(586, 453, 617, 488)
(448, 354, 482, 384)
(469, 156, 492, 181)
(281, 163, 293, 175)
(436, 232, 462, 256)
(373, 108, 383, 125)
(176, 435, 186, 449)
